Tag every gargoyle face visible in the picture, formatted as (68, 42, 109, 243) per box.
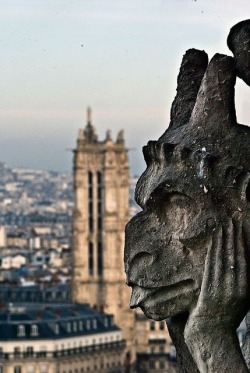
(125, 206, 206, 320)
(124, 139, 250, 321)
(124, 142, 216, 320)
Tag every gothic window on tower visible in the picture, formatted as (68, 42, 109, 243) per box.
(97, 241, 103, 276)
(97, 171, 102, 231)
(88, 242, 94, 276)
(88, 171, 93, 232)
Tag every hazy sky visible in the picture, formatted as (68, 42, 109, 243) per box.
(1, 0, 250, 176)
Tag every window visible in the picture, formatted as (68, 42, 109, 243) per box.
(93, 319, 97, 329)
(39, 346, 47, 357)
(104, 318, 108, 327)
(88, 172, 93, 232)
(31, 324, 38, 336)
(149, 361, 155, 369)
(97, 172, 102, 231)
(159, 321, 165, 330)
(88, 171, 93, 184)
(159, 361, 165, 369)
(73, 322, 77, 332)
(67, 323, 71, 333)
(0, 365, 3, 373)
(97, 172, 102, 195)
(150, 347, 155, 354)
(14, 367, 21, 373)
(26, 347, 33, 357)
(97, 216, 102, 231)
(88, 242, 94, 276)
(14, 348, 21, 357)
(159, 346, 165, 353)
(150, 321, 155, 331)
(55, 324, 59, 334)
(0, 348, 3, 358)
(88, 217, 93, 232)
(79, 320, 83, 330)
(17, 325, 25, 337)
(97, 242, 103, 276)
(86, 320, 90, 330)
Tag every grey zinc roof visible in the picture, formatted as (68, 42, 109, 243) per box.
(0, 303, 119, 341)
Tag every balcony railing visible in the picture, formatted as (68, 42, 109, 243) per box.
(0, 340, 126, 360)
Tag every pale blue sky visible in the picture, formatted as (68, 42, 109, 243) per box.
(1, 0, 250, 175)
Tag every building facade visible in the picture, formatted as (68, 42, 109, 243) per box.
(135, 311, 177, 373)
(0, 303, 125, 373)
(71, 108, 135, 359)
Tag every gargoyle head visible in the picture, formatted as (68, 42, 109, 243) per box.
(124, 44, 250, 321)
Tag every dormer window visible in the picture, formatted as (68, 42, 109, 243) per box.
(55, 324, 59, 334)
(17, 325, 25, 337)
(73, 322, 77, 332)
(93, 319, 97, 329)
(86, 320, 90, 330)
(31, 324, 38, 337)
(67, 323, 71, 333)
(104, 318, 108, 327)
(79, 321, 83, 331)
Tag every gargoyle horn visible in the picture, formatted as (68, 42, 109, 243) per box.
(169, 48, 208, 130)
(189, 53, 237, 136)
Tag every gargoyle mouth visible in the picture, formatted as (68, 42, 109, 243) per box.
(130, 279, 194, 308)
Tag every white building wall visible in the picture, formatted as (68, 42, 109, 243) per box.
(0, 226, 6, 248)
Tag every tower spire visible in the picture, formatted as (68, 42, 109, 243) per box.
(87, 106, 92, 124)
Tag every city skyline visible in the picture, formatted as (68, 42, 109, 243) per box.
(1, 0, 250, 176)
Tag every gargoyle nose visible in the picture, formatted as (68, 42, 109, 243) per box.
(125, 250, 155, 287)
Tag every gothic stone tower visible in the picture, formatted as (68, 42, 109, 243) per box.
(72, 108, 135, 355)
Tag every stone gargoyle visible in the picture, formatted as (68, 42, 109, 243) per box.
(124, 20, 250, 372)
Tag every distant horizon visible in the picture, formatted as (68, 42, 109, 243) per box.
(1, 0, 250, 176)
(0, 157, 141, 178)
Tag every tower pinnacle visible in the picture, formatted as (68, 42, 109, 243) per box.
(87, 106, 92, 124)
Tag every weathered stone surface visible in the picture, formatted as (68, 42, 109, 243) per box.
(169, 49, 208, 129)
(228, 20, 250, 86)
(125, 20, 250, 373)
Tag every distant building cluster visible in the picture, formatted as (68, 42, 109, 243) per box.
(0, 163, 72, 286)
(0, 164, 73, 225)
(0, 109, 177, 373)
